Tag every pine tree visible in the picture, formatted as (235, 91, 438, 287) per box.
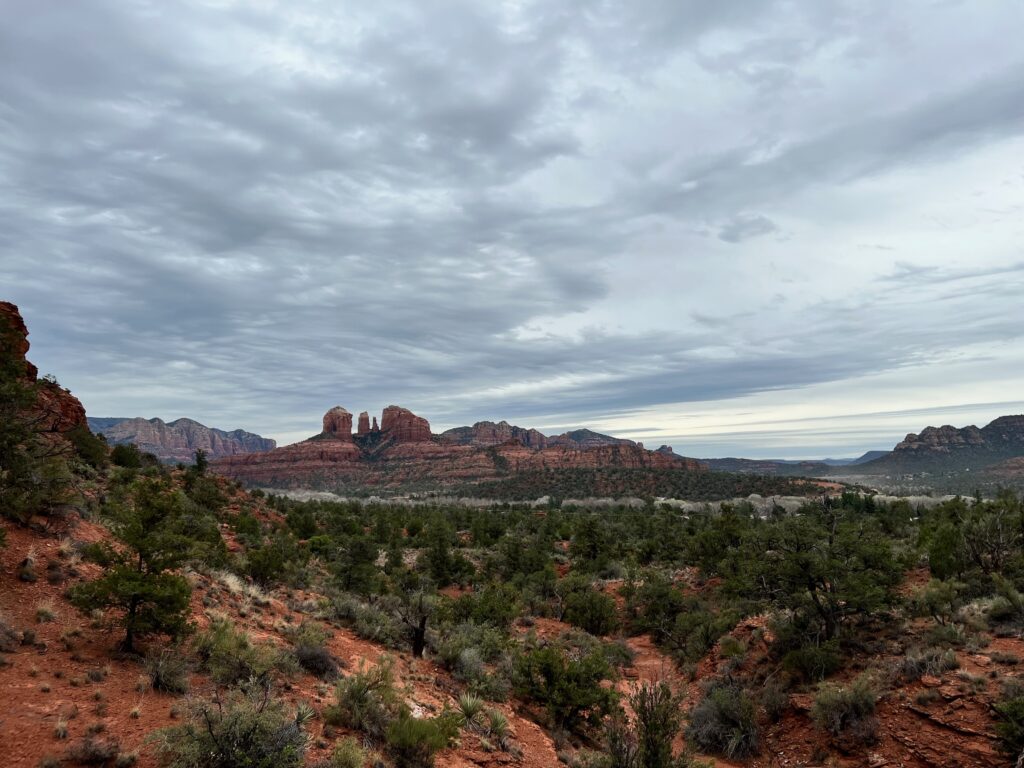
(69, 476, 193, 652)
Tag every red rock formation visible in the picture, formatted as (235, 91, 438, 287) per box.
(372, 416, 379, 432)
(441, 420, 548, 449)
(322, 406, 353, 440)
(380, 405, 432, 443)
(1, 301, 86, 434)
(357, 411, 371, 436)
(211, 405, 707, 491)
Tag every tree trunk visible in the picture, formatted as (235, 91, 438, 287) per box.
(412, 616, 427, 658)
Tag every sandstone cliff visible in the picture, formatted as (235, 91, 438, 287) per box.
(88, 416, 277, 463)
(1, 301, 86, 434)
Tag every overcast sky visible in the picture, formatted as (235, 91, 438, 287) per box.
(3, 0, 1024, 458)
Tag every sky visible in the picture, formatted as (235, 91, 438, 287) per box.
(2, 0, 1024, 458)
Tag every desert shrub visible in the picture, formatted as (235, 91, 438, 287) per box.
(759, 677, 790, 722)
(324, 658, 403, 738)
(152, 684, 308, 768)
(194, 618, 294, 686)
(110, 444, 144, 468)
(333, 594, 405, 648)
(630, 680, 685, 768)
(64, 735, 121, 765)
(320, 738, 366, 768)
(444, 583, 520, 630)
(782, 640, 842, 682)
(811, 674, 878, 747)
(386, 711, 460, 768)
(563, 588, 619, 636)
(457, 693, 486, 728)
(67, 425, 108, 470)
(512, 641, 617, 731)
(896, 646, 959, 681)
(294, 644, 339, 680)
(995, 680, 1024, 759)
(431, 622, 508, 672)
(685, 680, 759, 759)
(145, 647, 190, 693)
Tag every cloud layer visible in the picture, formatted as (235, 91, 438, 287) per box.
(2, 0, 1023, 457)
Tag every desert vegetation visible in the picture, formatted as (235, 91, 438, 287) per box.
(5, 304, 1024, 766)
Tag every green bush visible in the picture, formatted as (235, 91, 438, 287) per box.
(782, 640, 842, 682)
(512, 641, 617, 731)
(896, 646, 959, 682)
(563, 588, 619, 636)
(324, 658, 403, 738)
(153, 684, 308, 768)
(194, 618, 294, 686)
(631, 680, 685, 768)
(322, 738, 366, 768)
(995, 681, 1024, 759)
(145, 647, 190, 693)
(685, 680, 759, 759)
(811, 674, 878, 746)
(386, 712, 460, 768)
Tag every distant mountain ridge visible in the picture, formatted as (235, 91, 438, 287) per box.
(88, 416, 276, 463)
(852, 415, 1024, 475)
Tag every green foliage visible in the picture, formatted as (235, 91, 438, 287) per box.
(513, 640, 617, 731)
(444, 583, 521, 629)
(67, 477, 193, 652)
(324, 658, 403, 738)
(110, 443, 146, 468)
(153, 683, 308, 768)
(563, 586, 619, 636)
(781, 639, 842, 682)
(386, 712, 460, 768)
(146, 647, 190, 693)
(994, 680, 1024, 760)
(685, 680, 759, 759)
(738, 503, 901, 641)
(323, 738, 366, 768)
(811, 674, 878, 746)
(630, 680, 686, 768)
(194, 618, 294, 686)
(911, 579, 966, 626)
(66, 425, 108, 469)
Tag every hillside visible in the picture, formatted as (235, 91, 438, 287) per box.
(829, 415, 1024, 492)
(88, 416, 276, 463)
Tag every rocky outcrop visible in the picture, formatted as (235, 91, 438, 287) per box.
(895, 425, 987, 454)
(88, 417, 276, 463)
(1, 301, 86, 434)
(441, 420, 548, 449)
(851, 414, 1024, 477)
(548, 429, 636, 449)
(357, 411, 371, 436)
(380, 405, 432, 443)
(322, 406, 353, 440)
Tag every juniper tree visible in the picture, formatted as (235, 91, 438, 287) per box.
(69, 476, 193, 652)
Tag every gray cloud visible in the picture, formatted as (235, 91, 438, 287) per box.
(718, 213, 778, 243)
(2, 0, 1023, 456)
